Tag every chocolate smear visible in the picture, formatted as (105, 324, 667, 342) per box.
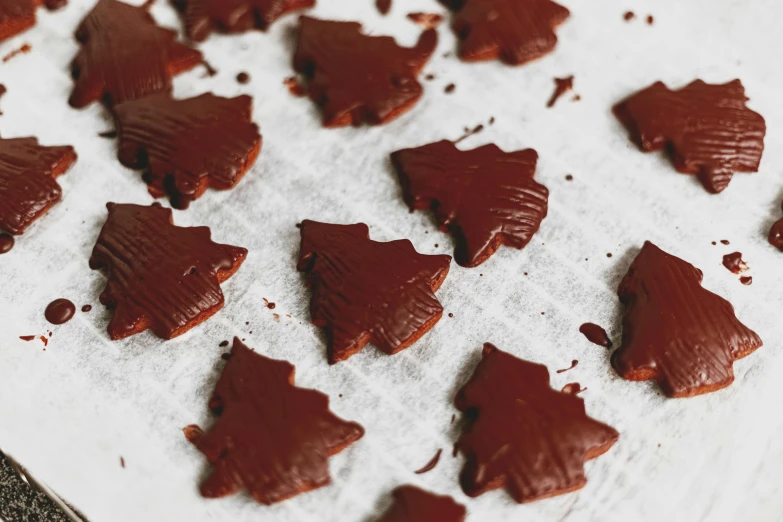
(45, 298, 75, 325)
(0, 137, 77, 235)
(185, 338, 364, 504)
(722, 252, 748, 274)
(392, 140, 548, 267)
(581, 324, 612, 348)
(613, 80, 766, 193)
(89, 203, 247, 340)
(113, 92, 261, 209)
(293, 17, 437, 127)
(612, 241, 762, 397)
(556, 359, 578, 373)
(171, 0, 315, 42)
(297, 220, 450, 363)
(455, 343, 619, 502)
(378, 485, 466, 522)
(69, 0, 202, 108)
(413, 449, 442, 474)
(2, 43, 31, 63)
(546, 75, 573, 108)
(442, 0, 570, 65)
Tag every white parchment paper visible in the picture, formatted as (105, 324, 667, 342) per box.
(1, 0, 783, 520)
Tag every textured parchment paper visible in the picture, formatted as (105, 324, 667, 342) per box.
(1, 0, 783, 520)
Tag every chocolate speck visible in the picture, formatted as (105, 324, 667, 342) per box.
(434, 244, 439, 248)
(339, 394, 343, 398)
(219, 340, 229, 347)
(489, 116, 495, 125)
(711, 241, 717, 246)
(623, 11, 635, 21)
(444, 83, 456, 93)
(425, 74, 435, 81)
(120, 457, 125, 468)
(273, 314, 280, 321)
(646, 15, 654, 25)
(565, 174, 573, 181)
(81, 305, 92, 312)
(2, 43, 31, 63)
(20, 335, 35, 341)
(454, 124, 484, 144)
(448, 313, 454, 318)
(547, 76, 573, 108)
(236, 72, 250, 84)
(98, 130, 118, 139)
(606, 253, 613, 258)
(201, 60, 218, 77)
(740, 276, 752, 285)
(720, 240, 730, 245)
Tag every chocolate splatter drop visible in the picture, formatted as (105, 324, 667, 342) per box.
(556, 359, 578, 373)
(722, 252, 748, 274)
(236, 72, 250, 84)
(444, 83, 456, 93)
(0, 233, 14, 254)
(740, 276, 752, 286)
(561, 382, 585, 395)
(414, 448, 442, 474)
(546, 75, 573, 108)
(2, 43, 31, 63)
(45, 298, 76, 325)
(81, 305, 92, 312)
(579, 323, 612, 348)
(623, 11, 634, 21)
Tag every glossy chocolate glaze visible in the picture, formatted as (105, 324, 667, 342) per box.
(378, 485, 466, 522)
(44, 298, 75, 325)
(171, 0, 314, 41)
(579, 323, 612, 348)
(0, 0, 66, 43)
(185, 338, 364, 504)
(113, 92, 261, 209)
(612, 241, 762, 397)
(293, 17, 437, 127)
(89, 203, 247, 340)
(69, 0, 202, 108)
(614, 80, 766, 193)
(392, 140, 548, 267)
(0, 137, 77, 235)
(297, 220, 451, 363)
(455, 343, 619, 502)
(441, 0, 570, 65)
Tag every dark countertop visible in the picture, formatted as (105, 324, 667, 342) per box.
(0, 452, 69, 522)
